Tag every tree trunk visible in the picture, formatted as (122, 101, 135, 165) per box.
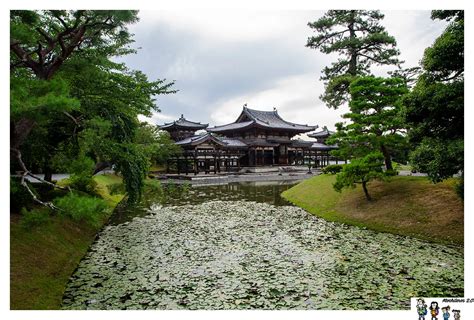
(43, 167, 53, 182)
(380, 144, 393, 171)
(362, 181, 372, 201)
(348, 10, 357, 76)
(11, 119, 36, 150)
(10, 119, 36, 172)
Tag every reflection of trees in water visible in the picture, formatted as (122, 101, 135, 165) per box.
(110, 181, 298, 225)
(161, 182, 297, 207)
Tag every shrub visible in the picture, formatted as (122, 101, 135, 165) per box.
(68, 155, 97, 194)
(20, 207, 50, 228)
(107, 182, 126, 195)
(54, 193, 109, 227)
(144, 179, 161, 193)
(333, 152, 386, 201)
(10, 177, 35, 213)
(322, 164, 343, 174)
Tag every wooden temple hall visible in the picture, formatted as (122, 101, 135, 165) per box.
(160, 107, 338, 175)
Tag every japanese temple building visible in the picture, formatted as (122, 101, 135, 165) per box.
(159, 107, 339, 175)
(160, 115, 208, 141)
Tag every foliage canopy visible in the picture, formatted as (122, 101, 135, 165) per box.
(307, 10, 401, 108)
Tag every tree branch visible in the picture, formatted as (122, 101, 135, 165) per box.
(20, 171, 63, 211)
(441, 69, 464, 82)
(11, 147, 67, 211)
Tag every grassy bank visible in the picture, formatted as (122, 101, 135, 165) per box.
(10, 174, 124, 310)
(281, 174, 463, 245)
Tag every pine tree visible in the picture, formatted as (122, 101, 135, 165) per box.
(306, 10, 401, 109)
(329, 76, 408, 171)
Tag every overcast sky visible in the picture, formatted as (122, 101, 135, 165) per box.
(119, 10, 447, 138)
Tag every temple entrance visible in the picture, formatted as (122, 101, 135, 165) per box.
(273, 146, 280, 165)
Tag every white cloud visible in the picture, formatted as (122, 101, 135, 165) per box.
(126, 10, 447, 132)
(209, 73, 349, 133)
(138, 112, 176, 125)
(137, 10, 324, 43)
(382, 10, 447, 69)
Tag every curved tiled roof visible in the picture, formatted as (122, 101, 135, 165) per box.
(218, 137, 248, 148)
(207, 107, 317, 133)
(310, 142, 338, 150)
(308, 127, 335, 138)
(175, 133, 247, 148)
(290, 139, 313, 148)
(207, 121, 254, 133)
(243, 138, 280, 147)
(160, 114, 208, 130)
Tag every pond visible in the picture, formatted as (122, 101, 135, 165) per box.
(62, 180, 464, 310)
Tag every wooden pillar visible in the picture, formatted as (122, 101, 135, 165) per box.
(214, 155, 217, 174)
(184, 154, 188, 175)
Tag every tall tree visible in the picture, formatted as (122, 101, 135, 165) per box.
(404, 10, 464, 194)
(329, 76, 408, 171)
(306, 10, 401, 109)
(10, 10, 176, 204)
(10, 10, 139, 177)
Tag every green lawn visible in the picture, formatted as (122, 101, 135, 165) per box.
(10, 174, 125, 310)
(281, 174, 463, 245)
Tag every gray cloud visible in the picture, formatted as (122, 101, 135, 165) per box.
(119, 10, 446, 131)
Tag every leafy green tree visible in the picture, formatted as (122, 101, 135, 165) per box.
(134, 123, 182, 166)
(329, 76, 408, 171)
(404, 10, 463, 193)
(10, 10, 176, 204)
(10, 10, 138, 155)
(306, 10, 401, 108)
(333, 152, 386, 201)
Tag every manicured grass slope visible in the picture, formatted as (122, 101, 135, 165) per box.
(10, 174, 124, 310)
(281, 174, 463, 245)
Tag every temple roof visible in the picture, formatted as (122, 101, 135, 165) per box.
(160, 114, 208, 130)
(308, 126, 335, 139)
(310, 142, 338, 150)
(243, 138, 280, 147)
(207, 107, 317, 133)
(175, 133, 247, 148)
(291, 139, 313, 148)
